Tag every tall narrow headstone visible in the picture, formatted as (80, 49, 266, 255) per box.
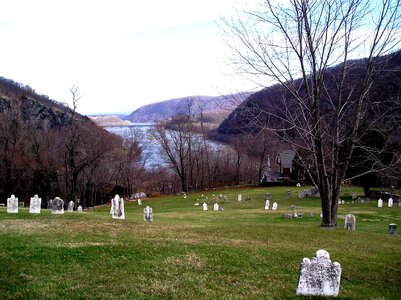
(67, 200, 74, 212)
(237, 194, 242, 202)
(389, 223, 397, 235)
(51, 197, 64, 214)
(29, 194, 41, 214)
(264, 199, 270, 210)
(272, 202, 278, 210)
(378, 198, 383, 208)
(7, 195, 18, 213)
(111, 194, 125, 220)
(296, 249, 341, 297)
(202, 202, 208, 211)
(388, 197, 393, 207)
(344, 213, 356, 231)
(213, 203, 219, 211)
(143, 206, 153, 221)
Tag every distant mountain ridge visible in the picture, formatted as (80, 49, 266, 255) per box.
(124, 93, 252, 123)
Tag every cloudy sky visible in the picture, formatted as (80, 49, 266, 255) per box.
(0, 0, 259, 115)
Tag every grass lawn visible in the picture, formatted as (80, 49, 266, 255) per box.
(0, 186, 400, 299)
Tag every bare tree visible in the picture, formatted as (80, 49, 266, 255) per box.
(223, 0, 401, 227)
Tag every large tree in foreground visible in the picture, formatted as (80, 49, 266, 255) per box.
(223, 0, 401, 227)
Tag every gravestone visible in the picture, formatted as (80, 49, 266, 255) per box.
(202, 202, 208, 211)
(67, 200, 74, 212)
(194, 201, 200, 206)
(7, 195, 18, 213)
(138, 199, 142, 205)
(48, 199, 53, 209)
(237, 194, 242, 202)
(320, 211, 323, 218)
(378, 198, 383, 208)
(264, 199, 270, 210)
(77, 205, 83, 213)
(388, 197, 393, 207)
(29, 194, 41, 214)
(111, 194, 125, 220)
(344, 213, 356, 231)
(296, 249, 341, 297)
(19, 202, 24, 207)
(51, 197, 64, 214)
(286, 190, 291, 197)
(296, 183, 301, 187)
(272, 202, 278, 210)
(298, 191, 305, 199)
(183, 193, 187, 199)
(388, 223, 397, 235)
(265, 192, 271, 200)
(213, 203, 219, 211)
(397, 199, 401, 207)
(338, 199, 342, 205)
(341, 200, 345, 205)
(352, 192, 357, 200)
(143, 206, 153, 222)
(304, 189, 311, 197)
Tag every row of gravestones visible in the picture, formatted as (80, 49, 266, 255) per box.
(4, 195, 83, 214)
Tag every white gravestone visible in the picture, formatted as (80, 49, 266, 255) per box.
(137, 199, 142, 205)
(272, 202, 278, 210)
(237, 194, 242, 202)
(7, 195, 18, 213)
(144, 206, 153, 221)
(111, 195, 125, 220)
(51, 197, 64, 214)
(388, 197, 393, 207)
(77, 205, 83, 213)
(202, 202, 208, 211)
(296, 249, 341, 297)
(213, 203, 219, 211)
(29, 194, 41, 214)
(67, 200, 74, 212)
(378, 198, 383, 208)
(344, 213, 356, 231)
(265, 199, 270, 210)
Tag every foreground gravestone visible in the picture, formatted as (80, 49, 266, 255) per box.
(378, 198, 383, 208)
(51, 197, 64, 214)
(272, 202, 278, 210)
(77, 205, 83, 213)
(296, 249, 341, 297)
(67, 200, 74, 212)
(389, 223, 397, 235)
(344, 214, 356, 231)
(29, 195, 41, 214)
(264, 199, 270, 210)
(388, 197, 393, 207)
(213, 203, 219, 211)
(7, 195, 19, 213)
(144, 206, 153, 221)
(202, 202, 208, 211)
(111, 194, 125, 220)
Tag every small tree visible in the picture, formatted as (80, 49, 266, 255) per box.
(223, 0, 401, 227)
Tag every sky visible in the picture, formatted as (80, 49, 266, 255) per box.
(0, 0, 259, 115)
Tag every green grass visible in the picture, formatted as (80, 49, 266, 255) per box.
(0, 186, 400, 299)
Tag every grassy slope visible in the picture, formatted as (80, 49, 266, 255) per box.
(0, 186, 400, 299)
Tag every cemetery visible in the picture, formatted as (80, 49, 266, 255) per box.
(0, 185, 400, 299)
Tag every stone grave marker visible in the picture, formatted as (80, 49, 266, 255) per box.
(7, 195, 18, 213)
(19, 202, 24, 207)
(264, 199, 270, 210)
(272, 202, 278, 210)
(67, 200, 74, 212)
(286, 190, 291, 197)
(144, 206, 153, 222)
(237, 194, 242, 202)
(388, 197, 393, 207)
(311, 188, 319, 197)
(138, 199, 142, 205)
(378, 198, 383, 208)
(202, 202, 208, 211)
(344, 213, 356, 231)
(304, 189, 311, 197)
(77, 205, 83, 213)
(111, 194, 125, 220)
(29, 194, 41, 214)
(213, 203, 219, 211)
(296, 249, 341, 297)
(352, 192, 357, 200)
(296, 182, 301, 187)
(341, 200, 345, 205)
(51, 197, 64, 214)
(265, 192, 271, 200)
(298, 191, 305, 199)
(389, 223, 397, 235)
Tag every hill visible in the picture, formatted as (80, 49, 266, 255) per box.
(124, 93, 252, 123)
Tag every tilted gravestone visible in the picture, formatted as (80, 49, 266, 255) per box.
(111, 194, 125, 220)
(296, 249, 341, 297)
(344, 213, 356, 231)
(51, 197, 64, 214)
(143, 206, 153, 221)
(29, 195, 41, 214)
(7, 195, 18, 213)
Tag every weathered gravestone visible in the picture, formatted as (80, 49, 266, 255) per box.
(47, 199, 53, 209)
(286, 190, 291, 197)
(51, 197, 64, 214)
(237, 194, 242, 202)
(77, 205, 83, 213)
(213, 203, 219, 211)
(272, 202, 278, 210)
(389, 223, 397, 235)
(7, 195, 18, 213)
(378, 198, 383, 208)
(344, 213, 356, 231)
(296, 249, 341, 297)
(264, 199, 270, 210)
(352, 192, 357, 200)
(138, 199, 142, 205)
(67, 200, 74, 212)
(202, 202, 208, 211)
(388, 197, 393, 207)
(111, 194, 125, 220)
(144, 206, 153, 221)
(265, 192, 271, 200)
(29, 194, 41, 214)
